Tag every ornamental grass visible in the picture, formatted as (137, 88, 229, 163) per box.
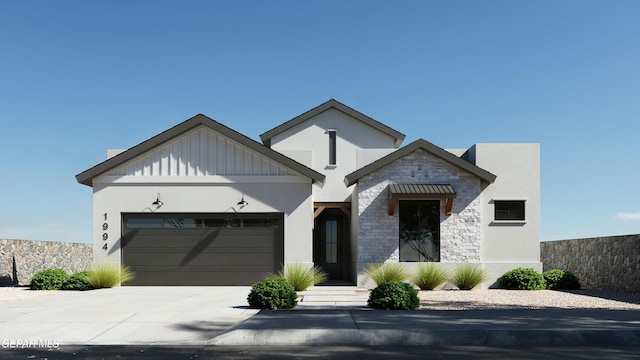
(364, 263, 409, 285)
(272, 263, 328, 291)
(87, 264, 134, 288)
(451, 264, 488, 290)
(412, 263, 449, 290)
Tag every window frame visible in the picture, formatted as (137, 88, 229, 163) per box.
(398, 199, 441, 262)
(328, 129, 337, 166)
(493, 200, 526, 222)
(124, 213, 282, 230)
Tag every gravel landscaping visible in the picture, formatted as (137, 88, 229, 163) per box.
(420, 289, 640, 310)
(2, 286, 639, 310)
(0, 286, 68, 303)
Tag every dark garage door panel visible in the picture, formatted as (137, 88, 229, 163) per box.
(122, 214, 283, 285)
(127, 268, 275, 286)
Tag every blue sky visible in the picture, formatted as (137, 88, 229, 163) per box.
(1, 1, 639, 243)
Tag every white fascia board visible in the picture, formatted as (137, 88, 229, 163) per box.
(93, 175, 311, 185)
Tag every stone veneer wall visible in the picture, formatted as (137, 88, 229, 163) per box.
(357, 149, 482, 265)
(0, 239, 92, 286)
(540, 234, 640, 293)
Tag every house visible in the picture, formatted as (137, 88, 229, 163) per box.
(76, 99, 541, 287)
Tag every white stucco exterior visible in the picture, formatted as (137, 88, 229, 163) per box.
(464, 143, 542, 281)
(269, 108, 398, 202)
(86, 122, 319, 271)
(77, 99, 541, 288)
(92, 180, 314, 267)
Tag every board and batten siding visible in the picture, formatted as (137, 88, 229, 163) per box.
(109, 126, 296, 178)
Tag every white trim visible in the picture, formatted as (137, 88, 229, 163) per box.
(492, 199, 527, 222)
(490, 220, 527, 225)
(94, 175, 309, 185)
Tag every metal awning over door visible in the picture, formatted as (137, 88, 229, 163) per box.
(388, 184, 457, 216)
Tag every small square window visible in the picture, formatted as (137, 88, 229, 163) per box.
(494, 200, 525, 221)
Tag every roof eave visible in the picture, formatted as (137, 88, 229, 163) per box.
(260, 99, 406, 147)
(344, 139, 497, 187)
(76, 114, 325, 187)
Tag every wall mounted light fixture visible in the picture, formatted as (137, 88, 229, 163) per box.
(152, 193, 164, 206)
(237, 194, 249, 206)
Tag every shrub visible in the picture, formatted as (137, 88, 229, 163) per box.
(273, 263, 328, 291)
(87, 264, 134, 288)
(451, 264, 489, 290)
(30, 269, 70, 290)
(367, 281, 420, 310)
(412, 263, 449, 290)
(543, 269, 581, 290)
(499, 268, 546, 290)
(364, 263, 409, 285)
(247, 278, 297, 310)
(61, 271, 93, 291)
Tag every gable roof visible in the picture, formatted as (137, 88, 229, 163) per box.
(259, 99, 406, 148)
(344, 139, 497, 187)
(76, 114, 326, 187)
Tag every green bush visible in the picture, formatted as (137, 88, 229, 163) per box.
(30, 269, 70, 290)
(247, 278, 297, 310)
(411, 263, 449, 290)
(367, 281, 420, 310)
(364, 263, 409, 285)
(61, 271, 93, 291)
(451, 264, 489, 290)
(543, 269, 581, 290)
(499, 268, 546, 290)
(272, 263, 328, 291)
(87, 264, 134, 288)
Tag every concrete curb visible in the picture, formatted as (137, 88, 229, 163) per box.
(209, 329, 640, 346)
(58, 341, 211, 346)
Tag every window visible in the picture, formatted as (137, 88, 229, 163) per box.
(399, 200, 440, 262)
(164, 218, 202, 228)
(125, 214, 280, 229)
(126, 218, 163, 228)
(494, 200, 525, 221)
(325, 220, 338, 264)
(328, 130, 337, 165)
(203, 218, 239, 228)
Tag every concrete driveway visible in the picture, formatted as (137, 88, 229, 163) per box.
(0, 287, 257, 345)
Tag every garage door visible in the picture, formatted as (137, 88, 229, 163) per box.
(121, 213, 284, 285)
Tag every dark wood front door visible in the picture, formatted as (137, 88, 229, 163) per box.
(314, 211, 345, 280)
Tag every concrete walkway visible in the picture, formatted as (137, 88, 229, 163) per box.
(296, 286, 369, 309)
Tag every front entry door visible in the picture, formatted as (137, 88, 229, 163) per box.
(314, 213, 344, 280)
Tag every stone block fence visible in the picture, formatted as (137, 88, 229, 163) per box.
(0, 239, 92, 286)
(540, 234, 640, 293)
(2, 236, 638, 291)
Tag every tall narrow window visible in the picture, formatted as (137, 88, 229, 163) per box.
(325, 220, 337, 263)
(328, 130, 337, 165)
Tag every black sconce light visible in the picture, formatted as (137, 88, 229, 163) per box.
(152, 193, 164, 206)
(237, 194, 248, 206)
